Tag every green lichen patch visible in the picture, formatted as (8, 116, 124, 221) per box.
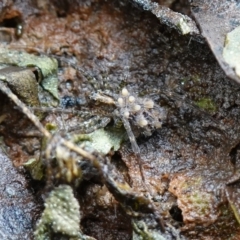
(72, 127, 126, 155)
(0, 48, 58, 79)
(34, 185, 91, 240)
(40, 74, 59, 100)
(195, 97, 217, 113)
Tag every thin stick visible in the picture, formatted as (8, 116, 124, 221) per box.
(0, 81, 51, 138)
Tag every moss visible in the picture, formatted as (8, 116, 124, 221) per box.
(45, 123, 58, 132)
(195, 97, 217, 112)
(192, 74, 201, 82)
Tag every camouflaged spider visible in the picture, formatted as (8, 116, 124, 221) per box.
(72, 85, 166, 182)
(0, 46, 166, 182)
(38, 55, 167, 170)
(87, 87, 166, 155)
(41, 83, 166, 181)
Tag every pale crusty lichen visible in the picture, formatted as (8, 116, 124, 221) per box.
(34, 184, 95, 240)
(0, 48, 57, 79)
(72, 127, 126, 155)
(177, 18, 191, 35)
(132, 0, 199, 36)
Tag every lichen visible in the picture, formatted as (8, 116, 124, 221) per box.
(132, 0, 199, 36)
(0, 48, 59, 100)
(41, 74, 59, 100)
(34, 184, 94, 240)
(169, 175, 219, 225)
(177, 18, 191, 35)
(0, 48, 57, 79)
(72, 127, 126, 155)
(195, 97, 217, 113)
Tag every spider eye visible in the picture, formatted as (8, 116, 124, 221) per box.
(121, 88, 129, 96)
(128, 96, 135, 102)
(118, 97, 124, 106)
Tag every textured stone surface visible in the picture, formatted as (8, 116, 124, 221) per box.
(0, 150, 40, 239)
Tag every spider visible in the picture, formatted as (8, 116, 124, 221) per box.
(86, 86, 167, 181)
(87, 86, 166, 153)
(33, 54, 167, 181)
(35, 86, 166, 181)
(0, 46, 166, 183)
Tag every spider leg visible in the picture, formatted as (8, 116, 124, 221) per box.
(121, 116, 140, 155)
(120, 115, 145, 182)
(30, 107, 92, 119)
(30, 107, 112, 134)
(68, 116, 111, 134)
